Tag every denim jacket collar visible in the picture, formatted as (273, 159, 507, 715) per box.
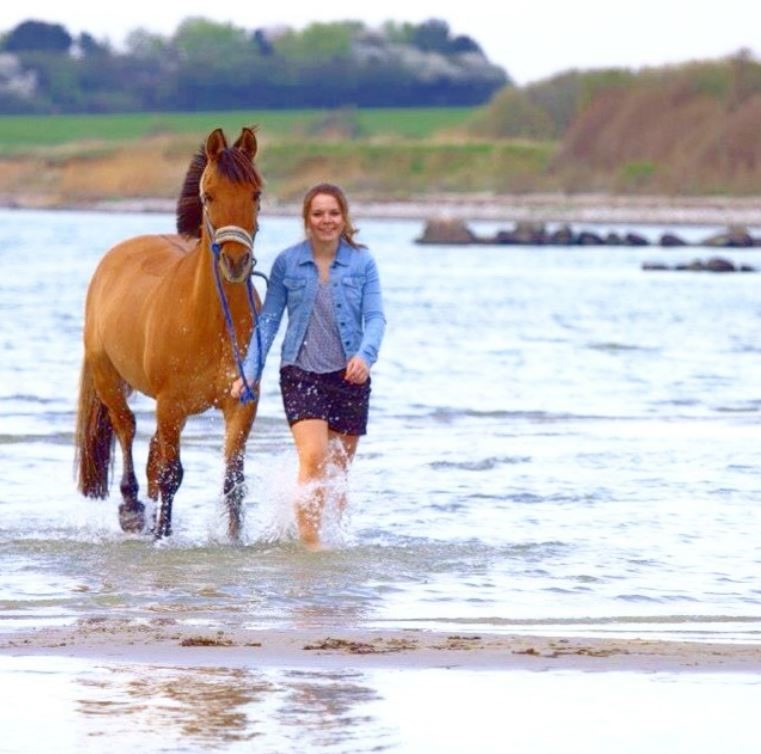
(296, 239, 352, 267)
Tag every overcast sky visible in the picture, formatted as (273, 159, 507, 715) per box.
(0, 0, 758, 84)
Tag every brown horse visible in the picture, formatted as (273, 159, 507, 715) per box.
(75, 127, 263, 539)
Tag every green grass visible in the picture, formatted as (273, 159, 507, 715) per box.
(353, 107, 475, 138)
(0, 107, 477, 152)
(0, 108, 561, 200)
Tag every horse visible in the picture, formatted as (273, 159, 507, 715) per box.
(75, 127, 263, 539)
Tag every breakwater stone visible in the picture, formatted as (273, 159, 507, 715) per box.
(417, 220, 761, 248)
(642, 257, 756, 272)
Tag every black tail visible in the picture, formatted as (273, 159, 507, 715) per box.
(75, 359, 114, 498)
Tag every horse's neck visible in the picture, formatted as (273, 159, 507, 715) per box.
(187, 237, 249, 331)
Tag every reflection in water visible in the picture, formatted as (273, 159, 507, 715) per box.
(278, 670, 390, 751)
(75, 663, 389, 752)
(78, 666, 271, 744)
(3, 656, 760, 754)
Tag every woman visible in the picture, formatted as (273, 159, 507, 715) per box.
(231, 183, 385, 548)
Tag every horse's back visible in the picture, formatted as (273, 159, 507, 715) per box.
(87, 235, 184, 322)
(95, 233, 192, 277)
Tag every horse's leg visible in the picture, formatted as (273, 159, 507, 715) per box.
(146, 432, 160, 501)
(221, 400, 257, 540)
(153, 400, 186, 539)
(90, 358, 145, 532)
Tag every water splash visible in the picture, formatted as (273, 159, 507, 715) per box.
(249, 449, 356, 550)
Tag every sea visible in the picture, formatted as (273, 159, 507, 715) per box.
(1, 207, 760, 752)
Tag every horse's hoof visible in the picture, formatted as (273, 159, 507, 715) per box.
(152, 519, 172, 540)
(118, 501, 146, 533)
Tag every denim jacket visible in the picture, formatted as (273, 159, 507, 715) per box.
(242, 239, 386, 381)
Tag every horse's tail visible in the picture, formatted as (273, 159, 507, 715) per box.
(75, 359, 114, 498)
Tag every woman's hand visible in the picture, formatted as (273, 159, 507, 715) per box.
(344, 356, 369, 384)
(230, 377, 245, 399)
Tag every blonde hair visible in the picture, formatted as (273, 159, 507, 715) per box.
(302, 183, 364, 248)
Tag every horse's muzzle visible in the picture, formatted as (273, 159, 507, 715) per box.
(219, 249, 253, 283)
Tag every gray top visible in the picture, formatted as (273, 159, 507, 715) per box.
(294, 280, 347, 373)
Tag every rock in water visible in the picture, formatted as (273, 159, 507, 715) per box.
(416, 218, 477, 245)
(660, 232, 687, 246)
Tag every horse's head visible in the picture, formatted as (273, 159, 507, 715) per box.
(177, 127, 263, 283)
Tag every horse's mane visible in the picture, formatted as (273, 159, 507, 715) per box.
(176, 144, 263, 238)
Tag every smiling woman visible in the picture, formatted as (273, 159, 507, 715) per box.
(231, 183, 386, 549)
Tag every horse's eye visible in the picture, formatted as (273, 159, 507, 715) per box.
(202, 192, 213, 204)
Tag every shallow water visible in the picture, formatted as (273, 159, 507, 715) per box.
(1, 207, 761, 642)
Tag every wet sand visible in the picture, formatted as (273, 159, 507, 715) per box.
(2, 621, 760, 674)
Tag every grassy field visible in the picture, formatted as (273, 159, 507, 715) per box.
(0, 108, 477, 152)
(0, 107, 562, 203)
(0, 136, 557, 203)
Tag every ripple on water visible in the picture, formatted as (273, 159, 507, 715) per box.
(428, 456, 531, 471)
(586, 341, 660, 353)
(413, 406, 613, 423)
(0, 531, 576, 625)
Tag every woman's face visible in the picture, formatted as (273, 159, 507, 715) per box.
(306, 193, 345, 245)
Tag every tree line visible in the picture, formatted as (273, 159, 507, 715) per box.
(0, 18, 509, 114)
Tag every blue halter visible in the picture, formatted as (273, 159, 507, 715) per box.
(204, 209, 265, 405)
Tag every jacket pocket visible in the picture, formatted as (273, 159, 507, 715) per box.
(283, 276, 306, 307)
(341, 274, 364, 305)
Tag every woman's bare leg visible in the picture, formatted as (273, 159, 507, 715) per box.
(290, 419, 330, 547)
(327, 431, 359, 515)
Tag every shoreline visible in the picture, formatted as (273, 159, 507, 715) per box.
(3, 193, 761, 226)
(2, 622, 760, 673)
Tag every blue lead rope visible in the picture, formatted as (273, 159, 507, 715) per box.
(210, 241, 266, 405)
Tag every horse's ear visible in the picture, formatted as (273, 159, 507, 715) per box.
(234, 127, 258, 161)
(205, 128, 227, 161)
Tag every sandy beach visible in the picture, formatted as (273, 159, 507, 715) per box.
(3, 621, 760, 674)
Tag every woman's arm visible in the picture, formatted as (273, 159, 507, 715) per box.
(240, 253, 288, 382)
(357, 254, 385, 367)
